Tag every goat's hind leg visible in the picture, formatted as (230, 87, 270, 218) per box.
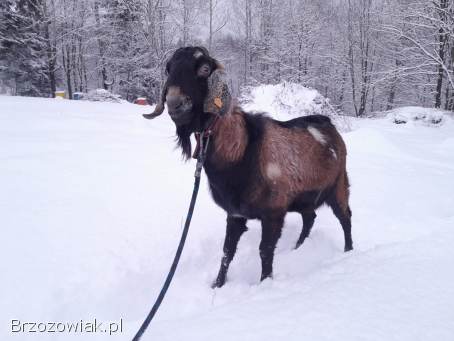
(295, 211, 316, 249)
(332, 203, 353, 252)
(328, 175, 353, 252)
(212, 216, 248, 288)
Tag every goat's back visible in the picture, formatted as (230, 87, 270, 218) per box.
(255, 114, 346, 210)
(276, 114, 332, 129)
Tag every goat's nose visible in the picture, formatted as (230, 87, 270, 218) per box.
(166, 96, 183, 111)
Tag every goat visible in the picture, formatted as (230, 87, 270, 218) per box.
(144, 46, 353, 288)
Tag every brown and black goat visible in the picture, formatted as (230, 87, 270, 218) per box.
(144, 46, 353, 288)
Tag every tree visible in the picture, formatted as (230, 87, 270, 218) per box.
(0, 0, 49, 96)
(1, 0, 452, 114)
(384, 0, 454, 109)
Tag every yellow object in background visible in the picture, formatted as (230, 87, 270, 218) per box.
(55, 91, 65, 99)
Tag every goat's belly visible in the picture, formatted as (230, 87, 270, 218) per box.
(206, 168, 335, 219)
(288, 185, 336, 212)
(208, 183, 262, 219)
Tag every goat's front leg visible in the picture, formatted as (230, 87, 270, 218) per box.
(259, 213, 285, 281)
(212, 216, 248, 288)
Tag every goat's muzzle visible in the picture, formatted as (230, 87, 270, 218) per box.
(166, 88, 193, 125)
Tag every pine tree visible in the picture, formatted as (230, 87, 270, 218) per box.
(0, 0, 49, 96)
(104, 0, 144, 101)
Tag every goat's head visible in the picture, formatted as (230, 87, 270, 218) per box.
(144, 46, 231, 158)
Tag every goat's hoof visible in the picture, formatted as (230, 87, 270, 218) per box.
(260, 273, 273, 282)
(294, 241, 302, 250)
(344, 245, 353, 252)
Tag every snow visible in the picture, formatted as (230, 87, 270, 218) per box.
(84, 88, 124, 103)
(1, 95, 454, 341)
(383, 106, 452, 127)
(241, 82, 351, 131)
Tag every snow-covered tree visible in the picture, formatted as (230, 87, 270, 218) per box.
(0, 0, 49, 96)
(1, 0, 453, 113)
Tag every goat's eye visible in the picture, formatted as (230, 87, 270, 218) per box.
(197, 64, 211, 78)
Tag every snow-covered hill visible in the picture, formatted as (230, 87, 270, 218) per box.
(1, 95, 453, 341)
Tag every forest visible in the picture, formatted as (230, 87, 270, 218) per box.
(0, 0, 453, 116)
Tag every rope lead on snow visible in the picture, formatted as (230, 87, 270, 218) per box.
(132, 135, 210, 341)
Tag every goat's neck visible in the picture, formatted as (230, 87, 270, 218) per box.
(208, 109, 248, 166)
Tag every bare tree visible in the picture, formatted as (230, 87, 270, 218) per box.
(2, 0, 453, 114)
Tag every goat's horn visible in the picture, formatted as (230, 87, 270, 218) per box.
(198, 46, 210, 56)
(143, 80, 167, 120)
(204, 67, 232, 116)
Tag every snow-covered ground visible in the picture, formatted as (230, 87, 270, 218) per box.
(1, 95, 453, 341)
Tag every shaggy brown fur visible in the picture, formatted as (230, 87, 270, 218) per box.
(204, 107, 353, 287)
(143, 46, 353, 288)
(210, 108, 348, 212)
(211, 108, 248, 165)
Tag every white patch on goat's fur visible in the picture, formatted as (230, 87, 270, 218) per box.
(307, 126, 327, 145)
(266, 162, 282, 180)
(329, 148, 337, 160)
(193, 50, 203, 58)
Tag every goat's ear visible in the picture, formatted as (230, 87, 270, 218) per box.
(143, 79, 167, 120)
(203, 61, 232, 116)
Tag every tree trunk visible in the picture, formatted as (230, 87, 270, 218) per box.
(94, 0, 108, 89)
(244, 0, 251, 84)
(42, 1, 56, 97)
(347, 0, 358, 116)
(435, 0, 449, 108)
(435, 39, 445, 108)
(62, 48, 73, 99)
(209, 0, 213, 51)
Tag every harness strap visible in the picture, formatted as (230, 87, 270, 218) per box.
(192, 113, 219, 159)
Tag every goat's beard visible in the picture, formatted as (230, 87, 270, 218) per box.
(174, 109, 210, 160)
(176, 125, 192, 160)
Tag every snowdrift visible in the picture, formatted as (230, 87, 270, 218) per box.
(241, 82, 351, 131)
(83, 88, 123, 103)
(1, 95, 454, 341)
(384, 106, 452, 127)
